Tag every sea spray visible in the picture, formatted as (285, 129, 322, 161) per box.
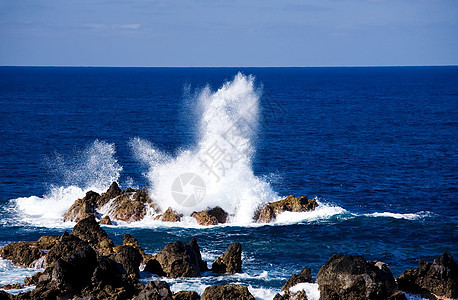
(13, 140, 122, 221)
(132, 73, 279, 224)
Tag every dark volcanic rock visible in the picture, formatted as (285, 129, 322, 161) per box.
(281, 267, 313, 292)
(212, 243, 242, 274)
(189, 237, 208, 272)
(144, 258, 166, 276)
(255, 195, 318, 223)
(191, 207, 228, 226)
(397, 252, 458, 299)
(201, 284, 255, 300)
(63, 191, 100, 222)
(112, 245, 142, 279)
(162, 207, 182, 222)
(123, 233, 151, 263)
(0, 242, 45, 268)
(173, 290, 200, 300)
(154, 241, 200, 278)
(71, 215, 114, 256)
(97, 182, 123, 207)
(133, 280, 173, 300)
(316, 254, 398, 300)
(46, 232, 88, 267)
(274, 291, 308, 300)
(0, 291, 13, 300)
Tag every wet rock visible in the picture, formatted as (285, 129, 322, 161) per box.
(162, 207, 182, 222)
(97, 182, 123, 207)
(154, 241, 201, 278)
(71, 215, 114, 256)
(108, 193, 147, 222)
(201, 284, 255, 300)
(397, 252, 457, 299)
(274, 291, 308, 300)
(111, 245, 142, 279)
(212, 243, 242, 274)
(99, 215, 113, 225)
(255, 195, 318, 223)
(191, 207, 227, 226)
(281, 267, 313, 292)
(189, 237, 208, 272)
(0, 241, 45, 268)
(133, 280, 173, 300)
(173, 290, 200, 300)
(0, 291, 13, 300)
(63, 191, 100, 222)
(123, 233, 151, 263)
(144, 258, 166, 276)
(316, 254, 399, 300)
(46, 232, 88, 267)
(0, 283, 23, 290)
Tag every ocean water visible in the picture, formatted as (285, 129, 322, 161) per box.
(0, 67, 457, 299)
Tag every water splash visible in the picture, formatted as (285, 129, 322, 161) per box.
(132, 73, 279, 224)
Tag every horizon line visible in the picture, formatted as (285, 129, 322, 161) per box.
(1, 64, 457, 68)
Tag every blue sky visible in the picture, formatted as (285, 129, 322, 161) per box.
(0, 0, 457, 66)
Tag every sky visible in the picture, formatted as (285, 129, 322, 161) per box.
(0, 0, 457, 67)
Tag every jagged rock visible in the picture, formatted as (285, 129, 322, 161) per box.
(71, 215, 114, 256)
(99, 215, 113, 225)
(189, 237, 208, 271)
(111, 245, 142, 279)
(191, 207, 227, 225)
(90, 257, 124, 289)
(0, 241, 45, 268)
(63, 191, 100, 222)
(162, 207, 182, 222)
(316, 254, 399, 300)
(30, 236, 59, 249)
(123, 233, 151, 263)
(274, 290, 308, 300)
(46, 232, 88, 267)
(154, 241, 201, 278)
(0, 290, 13, 300)
(255, 195, 318, 223)
(133, 280, 173, 300)
(281, 267, 313, 292)
(201, 284, 255, 300)
(174, 290, 200, 300)
(98, 182, 123, 207)
(108, 191, 147, 222)
(144, 258, 166, 276)
(0, 283, 22, 290)
(212, 243, 242, 274)
(397, 252, 457, 299)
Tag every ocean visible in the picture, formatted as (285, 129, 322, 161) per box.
(0, 66, 457, 299)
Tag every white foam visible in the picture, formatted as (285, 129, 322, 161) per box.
(132, 73, 279, 224)
(275, 200, 348, 224)
(365, 212, 426, 220)
(289, 282, 320, 300)
(0, 258, 41, 286)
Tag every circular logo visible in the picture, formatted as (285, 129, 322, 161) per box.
(171, 173, 206, 207)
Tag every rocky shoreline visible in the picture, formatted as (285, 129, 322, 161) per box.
(0, 215, 456, 300)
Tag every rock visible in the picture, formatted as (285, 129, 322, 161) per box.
(144, 258, 166, 276)
(154, 241, 201, 278)
(212, 243, 242, 274)
(108, 191, 147, 222)
(63, 191, 100, 222)
(112, 245, 142, 279)
(387, 291, 407, 300)
(30, 236, 59, 249)
(174, 291, 200, 300)
(0, 291, 13, 300)
(191, 207, 227, 225)
(255, 195, 318, 223)
(46, 232, 88, 267)
(133, 280, 173, 300)
(123, 233, 150, 262)
(90, 257, 124, 289)
(189, 237, 208, 272)
(162, 207, 182, 222)
(316, 254, 398, 300)
(99, 215, 113, 225)
(281, 267, 313, 292)
(0, 283, 23, 290)
(0, 241, 45, 268)
(71, 215, 114, 256)
(98, 182, 123, 207)
(397, 252, 457, 299)
(274, 291, 308, 300)
(201, 284, 255, 300)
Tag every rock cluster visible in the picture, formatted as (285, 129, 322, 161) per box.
(254, 195, 318, 223)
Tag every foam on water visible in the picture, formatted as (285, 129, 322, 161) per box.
(132, 73, 279, 224)
(0, 258, 41, 287)
(10, 140, 122, 226)
(365, 212, 427, 220)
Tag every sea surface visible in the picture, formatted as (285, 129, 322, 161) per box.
(0, 67, 457, 299)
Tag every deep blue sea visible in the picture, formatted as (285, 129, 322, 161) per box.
(0, 67, 457, 299)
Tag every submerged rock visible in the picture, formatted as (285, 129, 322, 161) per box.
(63, 191, 100, 222)
(212, 243, 242, 274)
(162, 207, 182, 222)
(255, 195, 318, 223)
(397, 252, 457, 299)
(152, 241, 201, 278)
(201, 284, 255, 300)
(191, 207, 228, 226)
(316, 254, 400, 300)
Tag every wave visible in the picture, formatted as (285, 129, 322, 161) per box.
(364, 211, 430, 220)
